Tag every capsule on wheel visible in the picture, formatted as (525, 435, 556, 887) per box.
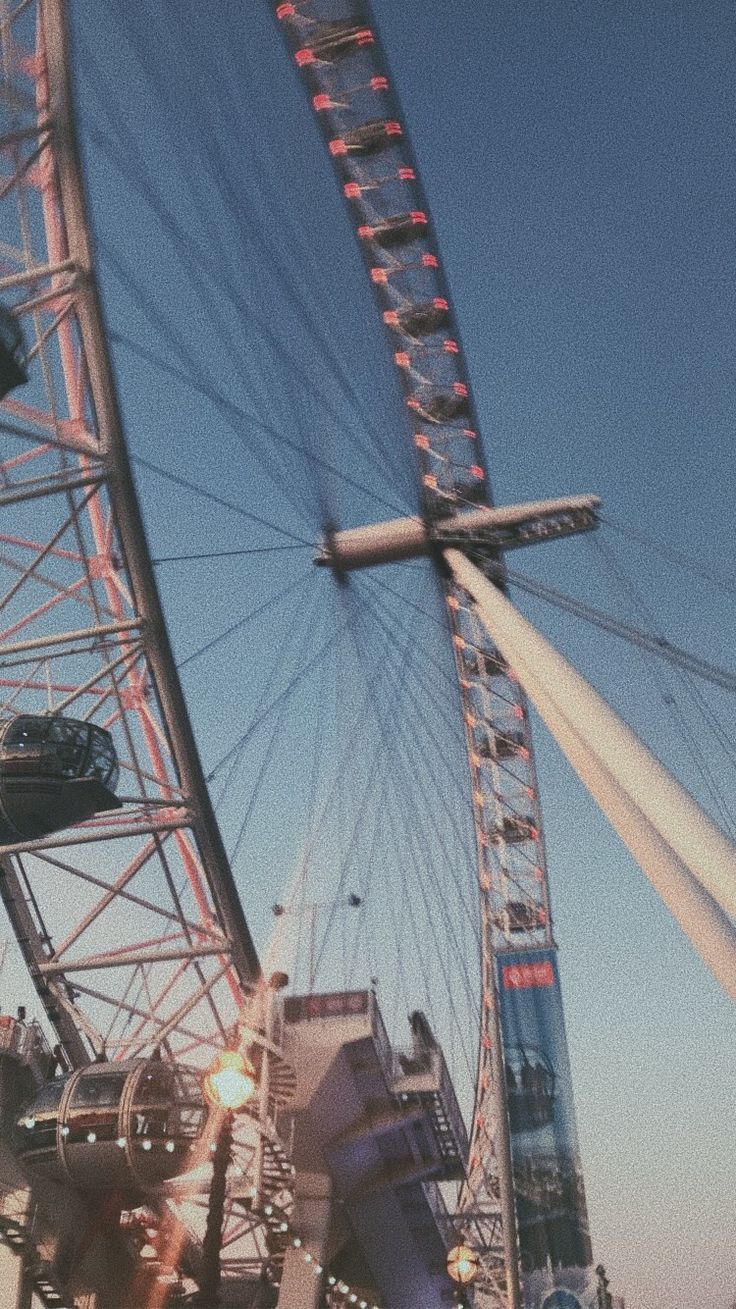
(408, 391, 470, 424)
(493, 900, 547, 933)
(16, 1059, 205, 1194)
(492, 814, 537, 844)
(0, 304, 28, 399)
(296, 19, 373, 66)
(329, 118, 402, 157)
(0, 714, 122, 843)
(384, 299, 450, 339)
(358, 211, 428, 248)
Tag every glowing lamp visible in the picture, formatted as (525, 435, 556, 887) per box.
(447, 1244, 480, 1285)
(203, 1050, 257, 1110)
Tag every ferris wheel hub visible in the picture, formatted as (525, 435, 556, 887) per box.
(314, 494, 600, 574)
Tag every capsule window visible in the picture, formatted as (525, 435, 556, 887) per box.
(4, 718, 48, 747)
(69, 1072, 127, 1109)
(85, 727, 118, 787)
(18, 1078, 66, 1152)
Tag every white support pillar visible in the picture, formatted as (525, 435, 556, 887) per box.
(277, 1171, 334, 1309)
(446, 548, 736, 1001)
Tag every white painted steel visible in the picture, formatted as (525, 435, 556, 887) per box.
(447, 549, 736, 1000)
(318, 494, 600, 571)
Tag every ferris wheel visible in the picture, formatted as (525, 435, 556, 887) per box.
(0, 3, 734, 1309)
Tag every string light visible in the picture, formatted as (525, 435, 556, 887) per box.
(283, 1231, 385, 1308)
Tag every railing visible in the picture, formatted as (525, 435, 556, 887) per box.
(0, 1015, 53, 1083)
(389, 1043, 469, 1167)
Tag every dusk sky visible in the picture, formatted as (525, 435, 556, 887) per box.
(2, 3, 734, 1307)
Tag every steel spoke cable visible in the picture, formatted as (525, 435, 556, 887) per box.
(224, 581, 328, 862)
(100, 248, 315, 527)
(208, 580, 324, 819)
(655, 676, 736, 840)
(363, 673, 479, 1082)
(358, 577, 477, 826)
(333, 578, 482, 1060)
(130, 452, 313, 546)
(283, 574, 418, 928)
(356, 579, 552, 923)
(360, 603, 484, 973)
(125, 353, 409, 523)
(82, 38, 409, 504)
(289, 562, 413, 942)
(151, 544, 312, 565)
(602, 513, 736, 599)
(364, 570, 469, 700)
(281, 569, 427, 987)
(204, 605, 354, 785)
(175, 567, 313, 673)
(307, 570, 426, 1000)
(388, 770, 479, 1085)
(589, 533, 736, 833)
(498, 557, 736, 693)
(149, 12, 411, 494)
(364, 637, 481, 1062)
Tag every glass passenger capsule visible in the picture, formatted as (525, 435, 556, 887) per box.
(493, 814, 537, 844)
(16, 1059, 206, 1194)
(407, 392, 470, 425)
(329, 118, 402, 157)
(358, 211, 428, 247)
(0, 304, 28, 400)
(0, 715, 121, 843)
(493, 900, 547, 934)
(384, 299, 450, 339)
(296, 19, 373, 66)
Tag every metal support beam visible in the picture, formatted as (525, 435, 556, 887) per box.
(37, 939, 230, 975)
(446, 548, 736, 1000)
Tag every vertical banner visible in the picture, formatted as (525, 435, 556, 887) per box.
(496, 948, 598, 1309)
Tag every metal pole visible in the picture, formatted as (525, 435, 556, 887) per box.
(194, 1109, 232, 1307)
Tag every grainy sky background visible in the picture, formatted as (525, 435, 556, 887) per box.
(2, 3, 734, 1307)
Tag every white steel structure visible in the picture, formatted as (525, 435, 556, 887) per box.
(0, 1, 297, 1296)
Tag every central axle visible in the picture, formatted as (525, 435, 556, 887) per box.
(314, 493, 600, 573)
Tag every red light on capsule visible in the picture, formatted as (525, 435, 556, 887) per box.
(357, 225, 372, 239)
(371, 268, 388, 283)
(371, 76, 388, 91)
(453, 382, 468, 396)
(295, 48, 314, 66)
(344, 183, 361, 199)
(313, 94, 332, 111)
(414, 434, 430, 450)
(443, 339, 459, 353)
(394, 351, 411, 369)
(385, 121, 402, 136)
(276, 3, 295, 17)
(383, 310, 399, 325)
(422, 253, 438, 267)
(470, 464, 484, 479)
(434, 298, 449, 310)
(329, 139, 348, 156)
(398, 167, 415, 181)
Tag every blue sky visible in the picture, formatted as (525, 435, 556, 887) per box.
(2, 3, 734, 1307)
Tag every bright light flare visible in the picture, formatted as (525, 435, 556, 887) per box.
(447, 1244, 480, 1285)
(203, 1050, 257, 1110)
